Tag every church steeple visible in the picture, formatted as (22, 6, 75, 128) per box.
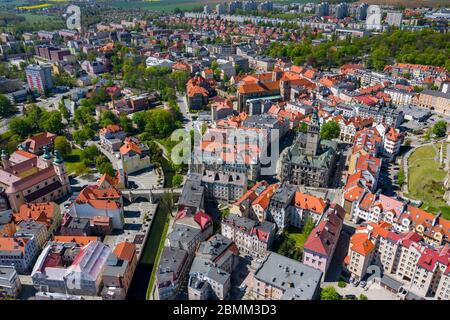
(305, 109, 320, 156)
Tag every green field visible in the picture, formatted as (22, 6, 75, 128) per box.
(65, 148, 91, 176)
(406, 144, 450, 219)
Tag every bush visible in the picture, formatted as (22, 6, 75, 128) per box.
(338, 281, 347, 288)
(359, 294, 368, 300)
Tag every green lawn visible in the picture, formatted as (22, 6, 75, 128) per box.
(283, 226, 310, 250)
(65, 148, 91, 176)
(406, 144, 450, 219)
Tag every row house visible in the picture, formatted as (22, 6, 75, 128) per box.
(331, 115, 373, 143)
(345, 190, 450, 246)
(221, 213, 276, 259)
(302, 204, 345, 277)
(345, 222, 450, 300)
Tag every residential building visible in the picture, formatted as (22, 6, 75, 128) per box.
(253, 252, 322, 300)
(230, 181, 269, 217)
(101, 242, 138, 300)
(15, 202, 61, 234)
(383, 127, 403, 162)
(291, 192, 328, 227)
(25, 64, 53, 94)
(21, 132, 56, 155)
(188, 234, 239, 300)
(99, 125, 126, 152)
(120, 137, 151, 175)
(177, 176, 205, 213)
(155, 247, 189, 300)
(416, 90, 450, 115)
(267, 184, 296, 230)
(345, 222, 450, 299)
(221, 213, 276, 259)
(0, 266, 21, 298)
(302, 204, 345, 277)
(0, 235, 39, 273)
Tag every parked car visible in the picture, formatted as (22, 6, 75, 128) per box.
(359, 281, 367, 288)
(239, 284, 247, 292)
(344, 294, 356, 300)
(354, 280, 360, 287)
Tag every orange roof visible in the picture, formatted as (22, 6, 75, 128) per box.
(15, 202, 57, 228)
(97, 173, 119, 188)
(13, 150, 36, 159)
(120, 140, 142, 156)
(0, 237, 29, 254)
(252, 184, 279, 210)
(293, 192, 327, 214)
(114, 242, 136, 262)
(100, 124, 123, 135)
(53, 236, 98, 246)
(76, 186, 121, 210)
(351, 236, 375, 256)
(0, 223, 16, 237)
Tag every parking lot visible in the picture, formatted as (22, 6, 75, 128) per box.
(322, 280, 400, 300)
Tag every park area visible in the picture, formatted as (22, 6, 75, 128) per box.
(274, 218, 315, 261)
(406, 144, 450, 219)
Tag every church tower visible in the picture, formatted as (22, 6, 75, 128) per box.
(42, 146, 53, 167)
(53, 150, 70, 192)
(305, 110, 320, 156)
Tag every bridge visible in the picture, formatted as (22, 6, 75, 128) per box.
(121, 188, 182, 203)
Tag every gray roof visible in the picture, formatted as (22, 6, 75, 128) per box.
(190, 256, 213, 276)
(223, 214, 275, 241)
(198, 234, 233, 261)
(270, 184, 296, 206)
(16, 220, 47, 236)
(103, 253, 129, 278)
(0, 209, 12, 225)
(254, 252, 322, 300)
(421, 89, 450, 99)
(178, 176, 204, 209)
(205, 266, 230, 285)
(157, 247, 188, 284)
(379, 274, 402, 292)
(0, 266, 17, 288)
(168, 222, 202, 248)
(288, 134, 338, 169)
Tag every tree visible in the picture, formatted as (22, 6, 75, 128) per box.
(320, 121, 340, 140)
(9, 116, 32, 138)
(320, 287, 341, 300)
(42, 112, 64, 135)
(432, 120, 447, 138)
(119, 114, 133, 133)
(99, 110, 118, 128)
(172, 174, 183, 188)
(54, 136, 72, 158)
(397, 169, 405, 186)
(359, 294, 368, 300)
(58, 101, 70, 121)
(0, 94, 16, 117)
(80, 144, 100, 165)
